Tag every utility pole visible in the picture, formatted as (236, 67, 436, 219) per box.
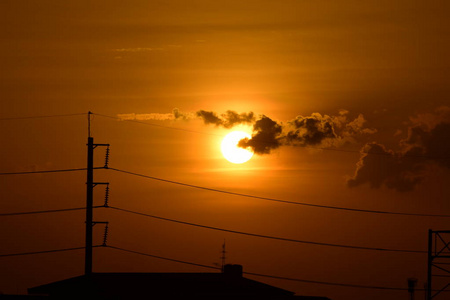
(85, 136, 94, 276)
(408, 278, 417, 300)
(85, 112, 110, 276)
(427, 229, 433, 300)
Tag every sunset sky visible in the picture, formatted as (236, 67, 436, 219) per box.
(1, 1, 450, 299)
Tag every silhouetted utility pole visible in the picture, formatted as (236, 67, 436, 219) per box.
(408, 278, 417, 300)
(85, 112, 110, 276)
(427, 230, 450, 300)
(85, 136, 94, 275)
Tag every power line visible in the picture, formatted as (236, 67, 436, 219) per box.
(108, 167, 450, 218)
(0, 246, 101, 258)
(243, 271, 407, 291)
(0, 206, 105, 217)
(109, 206, 426, 254)
(0, 243, 433, 293)
(0, 167, 105, 175)
(107, 245, 219, 270)
(105, 244, 411, 291)
(0, 113, 86, 121)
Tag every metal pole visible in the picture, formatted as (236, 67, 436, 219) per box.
(408, 278, 417, 300)
(85, 137, 94, 275)
(427, 229, 433, 300)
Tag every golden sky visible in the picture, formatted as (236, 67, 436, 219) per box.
(1, 1, 450, 299)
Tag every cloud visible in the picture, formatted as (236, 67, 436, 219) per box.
(347, 143, 425, 192)
(117, 113, 175, 121)
(196, 110, 255, 128)
(347, 106, 450, 192)
(118, 109, 254, 125)
(238, 111, 376, 155)
(238, 116, 282, 155)
(401, 106, 450, 169)
(113, 48, 155, 52)
(117, 109, 376, 156)
(284, 113, 337, 146)
(117, 108, 191, 121)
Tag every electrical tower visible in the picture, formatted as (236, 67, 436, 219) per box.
(427, 230, 450, 300)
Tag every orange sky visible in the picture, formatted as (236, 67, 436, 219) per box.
(1, 1, 450, 299)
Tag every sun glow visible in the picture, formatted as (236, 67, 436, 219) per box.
(221, 131, 254, 164)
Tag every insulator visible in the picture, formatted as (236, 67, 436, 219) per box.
(104, 185, 110, 207)
(102, 224, 109, 246)
(104, 146, 110, 168)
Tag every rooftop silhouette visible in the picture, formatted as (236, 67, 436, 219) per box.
(28, 264, 331, 299)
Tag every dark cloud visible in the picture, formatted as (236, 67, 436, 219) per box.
(172, 107, 192, 120)
(238, 111, 375, 155)
(348, 106, 450, 192)
(196, 110, 222, 125)
(196, 110, 255, 128)
(402, 110, 450, 169)
(238, 116, 282, 155)
(221, 111, 255, 128)
(347, 143, 425, 192)
(285, 113, 337, 146)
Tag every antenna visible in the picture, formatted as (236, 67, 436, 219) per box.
(221, 240, 226, 273)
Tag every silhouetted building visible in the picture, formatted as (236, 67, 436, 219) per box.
(28, 264, 330, 299)
(0, 296, 48, 299)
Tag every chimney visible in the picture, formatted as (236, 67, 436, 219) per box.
(223, 264, 243, 278)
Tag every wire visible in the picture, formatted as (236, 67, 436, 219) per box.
(108, 168, 450, 218)
(0, 167, 105, 175)
(105, 244, 411, 291)
(0, 207, 85, 217)
(0, 246, 101, 257)
(0, 206, 105, 217)
(107, 245, 219, 270)
(109, 206, 426, 254)
(0, 244, 435, 292)
(0, 113, 86, 121)
(243, 271, 407, 291)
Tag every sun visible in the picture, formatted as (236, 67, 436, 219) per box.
(221, 131, 254, 164)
